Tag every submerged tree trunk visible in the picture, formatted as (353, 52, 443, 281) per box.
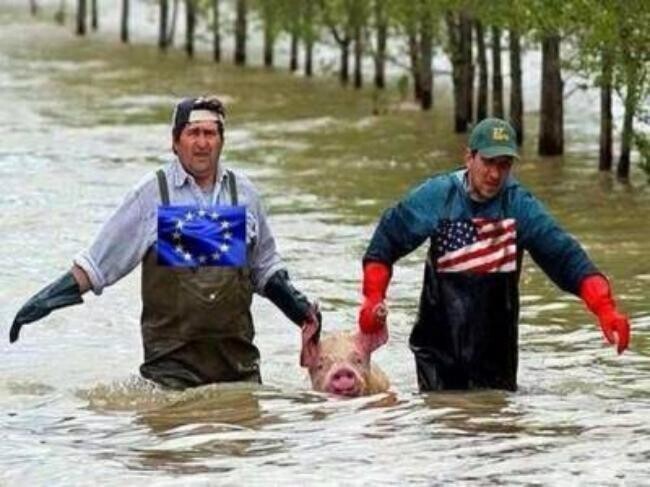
(616, 18, 642, 180)
(159, 0, 168, 49)
(408, 30, 422, 101)
(618, 91, 635, 180)
(263, 12, 274, 67)
(599, 49, 613, 171)
(185, 0, 196, 58)
(509, 29, 523, 145)
(305, 41, 313, 77)
(91, 0, 97, 30)
(304, 0, 314, 77)
(374, 0, 387, 89)
(168, 0, 178, 47)
(353, 24, 363, 89)
(213, 0, 221, 61)
(340, 39, 350, 85)
(120, 0, 129, 43)
(76, 0, 86, 36)
(538, 33, 564, 156)
(475, 20, 488, 122)
(491, 26, 503, 118)
(447, 11, 472, 130)
(460, 12, 473, 127)
(290, 30, 299, 71)
(419, 3, 433, 110)
(234, 0, 247, 66)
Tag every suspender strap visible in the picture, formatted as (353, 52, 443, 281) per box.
(157, 167, 236, 206)
(156, 169, 170, 206)
(226, 169, 238, 206)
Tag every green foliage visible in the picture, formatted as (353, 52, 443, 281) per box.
(634, 130, 650, 180)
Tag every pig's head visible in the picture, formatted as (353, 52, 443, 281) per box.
(300, 323, 388, 397)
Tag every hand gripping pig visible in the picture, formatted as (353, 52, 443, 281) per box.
(300, 319, 389, 397)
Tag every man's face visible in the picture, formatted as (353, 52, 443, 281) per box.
(173, 120, 222, 180)
(464, 150, 513, 201)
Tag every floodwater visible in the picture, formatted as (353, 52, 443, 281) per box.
(1, 7, 650, 486)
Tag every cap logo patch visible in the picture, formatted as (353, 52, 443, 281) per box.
(492, 127, 509, 142)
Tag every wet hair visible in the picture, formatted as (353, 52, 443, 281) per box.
(171, 95, 226, 142)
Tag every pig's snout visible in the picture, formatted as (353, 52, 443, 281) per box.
(325, 365, 363, 397)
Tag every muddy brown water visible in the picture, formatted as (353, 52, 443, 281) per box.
(1, 8, 649, 485)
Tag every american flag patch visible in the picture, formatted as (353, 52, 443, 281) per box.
(435, 218, 517, 273)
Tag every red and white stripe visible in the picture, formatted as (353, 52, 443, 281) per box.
(437, 218, 517, 273)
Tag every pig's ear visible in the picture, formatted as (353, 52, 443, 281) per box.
(354, 325, 388, 356)
(300, 319, 320, 368)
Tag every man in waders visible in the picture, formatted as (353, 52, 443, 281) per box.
(357, 118, 631, 391)
(9, 96, 320, 389)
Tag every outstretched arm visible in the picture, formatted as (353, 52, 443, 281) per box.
(9, 266, 89, 343)
(579, 274, 630, 354)
(518, 191, 630, 354)
(10, 182, 152, 342)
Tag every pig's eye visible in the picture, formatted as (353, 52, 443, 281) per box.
(352, 355, 363, 365)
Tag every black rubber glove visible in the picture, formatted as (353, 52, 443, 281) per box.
(10, 271, 83, 343)
(264, 270, 321, 334)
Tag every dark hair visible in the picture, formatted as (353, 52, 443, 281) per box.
(172, 96, 226, 141)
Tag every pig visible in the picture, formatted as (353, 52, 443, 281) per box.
(300, 320, 389, 397)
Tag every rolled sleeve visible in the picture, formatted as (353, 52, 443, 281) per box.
(73, 185, 155, 294)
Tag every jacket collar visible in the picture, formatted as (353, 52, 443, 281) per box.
(452, 168, 517, 201)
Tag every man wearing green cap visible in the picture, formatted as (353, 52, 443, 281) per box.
(356, 117, 630, 391)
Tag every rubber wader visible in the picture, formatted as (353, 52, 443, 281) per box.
(139, 169, 261, 389)
(409, 184, 522, 391)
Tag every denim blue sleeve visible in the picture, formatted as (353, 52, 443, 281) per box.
(514, 189, 599, 295)
(363, 176, 451, 265)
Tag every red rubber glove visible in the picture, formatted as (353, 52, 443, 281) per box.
(358, 261, 391, 334)
(579, 274, 630, 354)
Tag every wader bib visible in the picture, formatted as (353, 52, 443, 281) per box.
(139, 169, 260, 389)
(409, 184, 523, 391)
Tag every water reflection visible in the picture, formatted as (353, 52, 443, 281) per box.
(420, 390, 520, 434)
(80, 379, 290, 473)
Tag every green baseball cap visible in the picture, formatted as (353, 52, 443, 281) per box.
(468, 118, 519, 159)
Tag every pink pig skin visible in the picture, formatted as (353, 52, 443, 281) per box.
(302, 329, 389, 397)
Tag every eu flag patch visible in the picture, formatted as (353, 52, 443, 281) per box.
(157, 205, 246, 267)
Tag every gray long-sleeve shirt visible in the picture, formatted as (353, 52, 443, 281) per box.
(74, 159, 285, 295)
